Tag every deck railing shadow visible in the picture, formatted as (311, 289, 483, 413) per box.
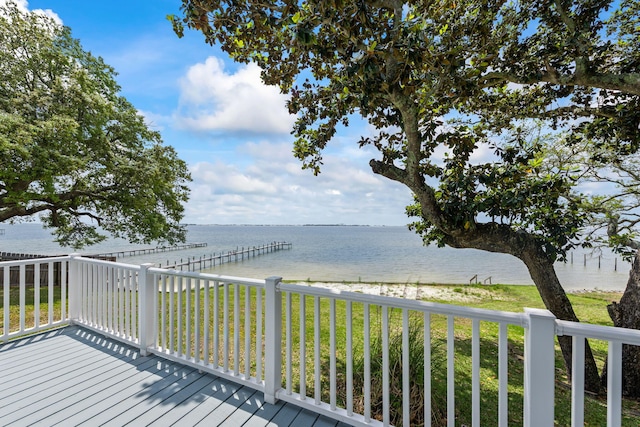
(2, 255, 640, 426)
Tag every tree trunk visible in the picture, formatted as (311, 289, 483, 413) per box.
(370, 157, 604, 393)
(606, 249, 640, 398)
(520, 245, 603, 394)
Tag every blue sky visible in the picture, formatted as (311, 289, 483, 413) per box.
(14, 0, 414, 226)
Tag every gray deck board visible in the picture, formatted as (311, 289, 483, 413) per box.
(100, 369, 215, 426)
(192, 386, 257, 426)
(38, 365, 192, 426)
(1, 340, 129, 395)
(263, 402, 304, 426)
(152, 378, 244, 426)
(240, 399, 288, 427)
(312, 416, 341, 427)
(291, 408, 321, 425)
(0, 347, 151, 410)
(0, 326, 353, 426)
(145, 377, 234, 426)
(218, 396, 264, 426)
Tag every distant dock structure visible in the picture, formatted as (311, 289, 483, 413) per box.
(162, 241, 292, 272)
(0, 241, 293, 275)
(93, 242, 208, 259)
(0, 243, 209, 262)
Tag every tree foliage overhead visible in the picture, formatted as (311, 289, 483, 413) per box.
(0, 2, 191, 248)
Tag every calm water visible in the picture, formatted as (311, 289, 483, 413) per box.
(0, 223, 629, 290)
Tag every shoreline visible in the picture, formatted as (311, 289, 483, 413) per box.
(293, 281, 624, 303)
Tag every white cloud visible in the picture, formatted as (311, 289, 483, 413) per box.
(191, 161, 278, 195)
(0, 0, 27, 10)
(175, 57, 296, 134)
(240, 140, 297, 164)
(0, 0, 62, 25)
(183, 139, 412, 225)
(469, 142, 499, 164)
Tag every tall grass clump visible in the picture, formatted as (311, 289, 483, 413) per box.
(343, 318, 447, 426)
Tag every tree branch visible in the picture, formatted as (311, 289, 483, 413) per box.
(0, 204, 50, 222)
(607, 215, 640, 250)
(481, 71, 640, 96)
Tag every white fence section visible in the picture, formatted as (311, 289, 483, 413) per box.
(2, 255, 640, 426)
(69, 256, 142, 346)
(145, 266, 270, 397)
(556, 320, 640, 427)
(275, 283, 528, 427)
(1, 256, 69, 342)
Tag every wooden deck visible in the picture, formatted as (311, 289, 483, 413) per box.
(0, 326, 352, 427)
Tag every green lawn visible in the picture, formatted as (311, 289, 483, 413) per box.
(0, 283, 65, 333)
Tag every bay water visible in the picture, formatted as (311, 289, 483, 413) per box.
(0, 223, 628, 291)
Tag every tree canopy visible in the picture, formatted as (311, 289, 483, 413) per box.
(173, 0, 640, 392)
(1, 2, 191, 248)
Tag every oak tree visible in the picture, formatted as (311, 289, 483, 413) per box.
(1, 2, 191, 248)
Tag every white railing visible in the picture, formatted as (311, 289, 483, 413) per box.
(1, 256, 70, 342)
(145, 265, 270, 396)
(276, 283, 528, 427)
(556, 320, 640, 427)
(69, 256, 142, 345)
(2, 255, 640, 426)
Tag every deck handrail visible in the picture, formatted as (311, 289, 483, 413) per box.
(279, 282, 528, 325)
(147, 265, 266, 287)
(3, 255, 640, 426)
(1, 255, 70, 341)
(0, 255, 70, 267)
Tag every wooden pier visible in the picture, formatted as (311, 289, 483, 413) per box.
(162, 242, 292, 272)
(0, 251, 49, 261)
(92, 242, 208, 259)
(0, 242, 292, 282)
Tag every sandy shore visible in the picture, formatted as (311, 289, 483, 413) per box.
(293, 281, 623, 303)
(293, 281, 507, 302)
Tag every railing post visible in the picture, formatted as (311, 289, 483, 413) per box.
(138, 263, 156, 356)
(68, 254, 81, 322)
(264, 276, 283, 404)
(607, 341, 623, 427)
(523, 308, 556, 427)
